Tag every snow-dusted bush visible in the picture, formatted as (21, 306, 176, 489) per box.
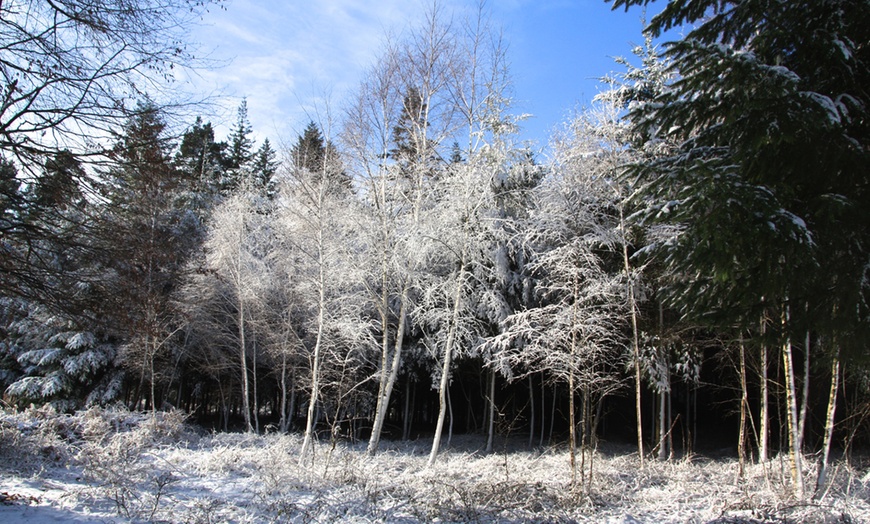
(0, 404, 73, 472)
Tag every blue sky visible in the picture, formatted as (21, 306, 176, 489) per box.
(185, 0, 666, 151)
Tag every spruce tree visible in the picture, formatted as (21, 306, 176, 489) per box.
(609, 0, 869, 333)
(290, 121, 351, 195)
(100, 100, 197, 410)
(177, 117, 230, 185)
(223, 99, 256, 192)
(228, 99, 255, 170)
(390, 87, 431, 172)
(609, 0, 870, 495)
(252, 138, 279, 197)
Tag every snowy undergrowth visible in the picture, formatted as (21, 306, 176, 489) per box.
(1, 407, 869, 523)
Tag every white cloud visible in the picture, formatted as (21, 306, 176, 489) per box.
(185, 0, 443, 146)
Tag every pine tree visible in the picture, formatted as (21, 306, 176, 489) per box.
(292, 122, 326, 174)
(228, 99, 255, 170)
(0, 149, 100, 317)
(4, 302, 122, 410)
(177, 117, 230, 186)
(0, 157, 18, 221)
(390, 87, 433, 174)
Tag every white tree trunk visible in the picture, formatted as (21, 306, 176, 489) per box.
(252, 330, 259, 434)
(367, 283, 410, 455)
(300, 232, 326, 462)
(621, 207, 644, 469)
(760, 339, 769, 462)
(739, 337, 748, 479)
(486, 368, 496, 453)
(816, 345, 840, 496)
(782, 307, 805, 498)
(279, 350, 289, 433)
(238, 298, 252, 433)
(428, 264, 466, 468)
(798, 330, 811, 451)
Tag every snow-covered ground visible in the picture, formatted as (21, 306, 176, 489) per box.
(1, 406, 868, 523)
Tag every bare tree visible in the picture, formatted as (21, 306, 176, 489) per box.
(343, 2, 463, 456)
(487, 109, 629, 489)
(180, 179, 269, 432)
(0, 0, 220, 167)
(276, 117, 363, 463)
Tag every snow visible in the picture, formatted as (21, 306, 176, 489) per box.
(833, 38, 853, 61)
(2, 407, 870, 523)
(802, 91, 842, 125)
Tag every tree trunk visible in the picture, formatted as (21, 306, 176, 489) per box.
(447, 382, 454, 448)
(428, 264, 466, 467)
(657, 389, 667, 460)
(238, 298, 253, 433)
(300, 243, 326, 462)
(486, 368, 496, 453)
(148, 334, 157, 414)
(279, 350, 289, 433)
(739, 336, 748, 479)
(528, 375, 535, 448)
(657, 301, 668, 461)
(568, 368, 577, 486)
(403, 379, 413, 441)
(540, 374, 546, 447)
(289, 367, 297, 431)
(368, 285, 409, 454)
(760, 339, 770, 462)
(549, 383, 557, 444)
(367, 266, 393, 453)
(815, 344, 840, 496)
(252, 330, 260, 434)
(569, 274, 579, 485)
(620, 205, 644, 468)
(798, 330, 811, 451)
(782, 307, 805, 498)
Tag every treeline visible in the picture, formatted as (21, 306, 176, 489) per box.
(1, 0, 868, 497)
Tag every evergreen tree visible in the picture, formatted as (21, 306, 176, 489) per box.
(4, 301, 122, 410)
(2, 151, 122, 409)
(223, 99, 256, 192)
(0, 150, 100, 315)
(251, 138, 279, 197)
(292, 121, 326, 174)
(99, 100, 198, 411)
(290, 122, 351, 195)
(228, 99, 255, 170)
(31, 151, 85, 211)
(610, 0, 870, 495)
(177, 117, 230, 185)
(175, 117, 230, 223)
(390, 87, 433, 172)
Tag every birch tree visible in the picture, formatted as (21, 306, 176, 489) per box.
(342, 47, 419, 455)
(343, 2, 486, 456)
(180, 179, 270, 432)
(277, 119, 362, 462)
(416, 151, 492, 468)
(488, 106, 631, 488)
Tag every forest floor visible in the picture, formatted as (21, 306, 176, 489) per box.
(1, 406, 868, 523)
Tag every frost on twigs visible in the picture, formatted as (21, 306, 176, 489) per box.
(2, 407, 870, 522)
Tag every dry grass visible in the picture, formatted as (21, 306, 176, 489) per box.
(1, 407, 869, 523)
